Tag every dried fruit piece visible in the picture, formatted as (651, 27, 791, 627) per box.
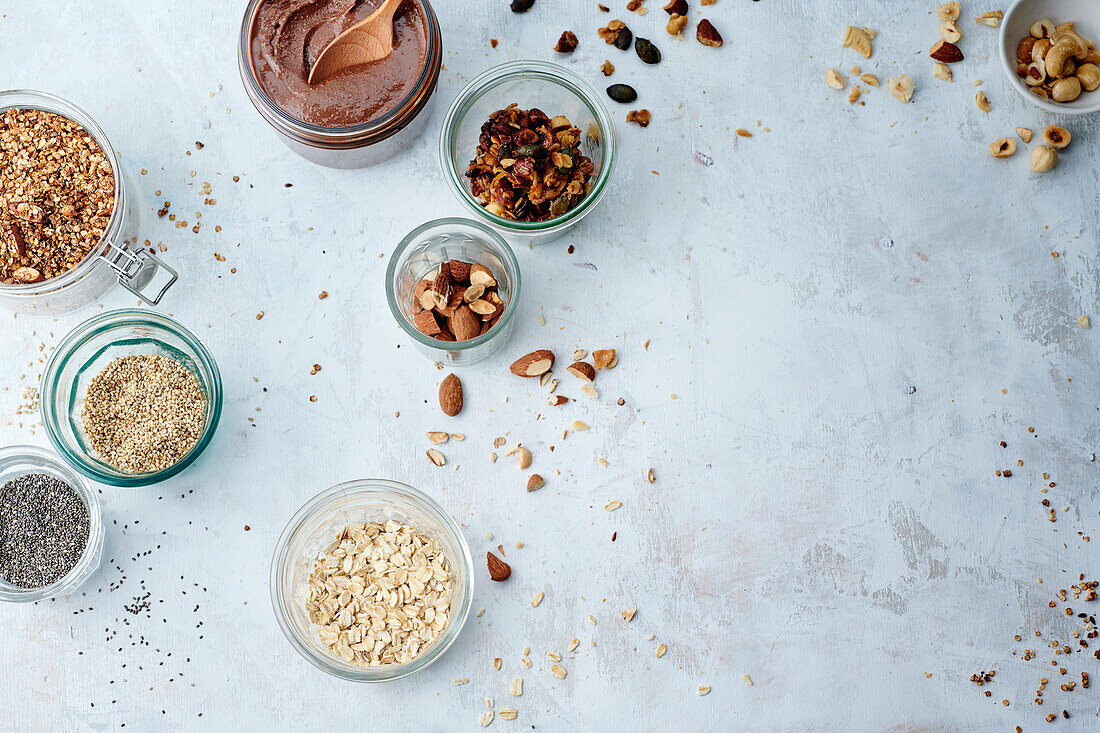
(930, 40, 964, 63)
(989, 138, 1016, 158)
(696, 19, 722, 47)
(1031, 144, 1058, 172)
(626, 109, 651, 127)
(842, 26, 873, 59)
(439, 373, 463, 416)
(635, 37, 661, 64)
(510, 350, 555, 377)
(526, 474, 544, 492)
(487, 551, 512, 581)
(888, 75, 915, 102)
(826, 68, 847, 90)
(554, 31, 579, 53)
(1043, 125, 1071, 149)
(592, 349, 617, 370)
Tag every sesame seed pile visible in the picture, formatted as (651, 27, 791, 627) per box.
(0, 472, 89, 588)
(80, 354, 206, 474)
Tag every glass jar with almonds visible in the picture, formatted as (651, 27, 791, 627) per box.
(386, 218, 520, 364)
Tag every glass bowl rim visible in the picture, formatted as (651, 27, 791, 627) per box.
(39, 308, 223, 488)
(237, 0, 443, 140)
(268, 477, 475, 682)
(385, 216, 522, 352)
(438, 59, 617, 232)
(0, 444, 104, 602)
(0, 89, 125, 297)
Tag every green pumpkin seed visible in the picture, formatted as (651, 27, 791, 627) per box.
(549, 195, 571, 218)
(515, 143, 545, 157)
(635, 37, 661, 64)
(606, 84, 638, 104)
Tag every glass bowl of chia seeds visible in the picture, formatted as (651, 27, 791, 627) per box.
(39, 308, 223, 488)
(0, 445, 104, 602)
(270, 478, 474, 682)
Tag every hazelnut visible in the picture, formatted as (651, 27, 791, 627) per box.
(1016, 127, 1033, 143)
(826, 68, 846, 90)
(940, 21, 962, 43)
(989, 138, 1016, 159)
(937, 2, 960, 21)
(975, 90, 991, 112)
(1042, 125, 1071, 149)
(1030, 144, 1058, 173)
(888, 74, 915, 102)
(1024, 61, 1047, 86)
(1077, 62, 1100, 91)
(1052, 76, 1082, 102)
(933, 62, 953, 81)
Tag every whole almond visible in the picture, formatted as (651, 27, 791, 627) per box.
(527, 474, 545, 492)
(929, 39, 964, 63)
(12, 266, 42, 283)
(447, 260, 472, 282)
(487, 551, 511, 581)
(439, 373, 463, 416)
(567, 361, 596, 382)
(510, 350, 555, 377)
(4, 223, 26, 256)
(413, 310, 442, 337)
(450, 304, 481, 341)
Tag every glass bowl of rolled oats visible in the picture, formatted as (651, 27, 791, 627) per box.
(39, 309, 223, 488)
(0, 90, 177, 313)
(439, 60, 617, 246)
(270, 478, 474, 681)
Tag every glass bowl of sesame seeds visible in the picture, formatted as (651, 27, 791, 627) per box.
(270, 478, 474, 682)
(39, 308, 223, 488)
(0, 445, 104, 602)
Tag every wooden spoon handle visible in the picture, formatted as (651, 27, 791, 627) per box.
(308, 0, 403, 85)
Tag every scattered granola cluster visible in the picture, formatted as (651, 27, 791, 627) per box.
(305, 520, 454, 666)
(0, 108, 115, 284)
(465, 105, 594, 222)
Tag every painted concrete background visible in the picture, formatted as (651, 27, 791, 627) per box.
(2, 0, 1099, 730)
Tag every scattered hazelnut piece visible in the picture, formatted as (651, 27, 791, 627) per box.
(939, 21, 962, 43)
(888, 75, 915, 102)
(933, 62, 954, 81)
(1016, 127, 1033, 143)
(989, 138, 1016, 158)
(826, 68, 847, 90)
(975, 91, 991, 112)
(1042, 125, 1070, 149)
(842, 26, 873, 59)
(937, 2, 960, 21)
(860, 73, 879, 87)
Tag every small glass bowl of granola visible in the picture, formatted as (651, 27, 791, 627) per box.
(439, 60, 617, 245)
(270, 478, 474, 682)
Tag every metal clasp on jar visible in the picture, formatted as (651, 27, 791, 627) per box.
(99, 241, 178, 306)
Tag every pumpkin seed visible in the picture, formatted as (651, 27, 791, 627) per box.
(614, 25, 633, 50)
(635, 37, 661, 64)
(549, 195, 571, 218)
(606, 83, 638, 104)
(515, 143, 545, 158)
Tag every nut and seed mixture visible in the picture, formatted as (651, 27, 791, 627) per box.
(80, 354, 206, 474)
(464, 104, 595, 222)
(0, 108, 115, 284)
(305, 520, 454, 666)
(0, 473, 89, 588)
(411, 259, 508, 342)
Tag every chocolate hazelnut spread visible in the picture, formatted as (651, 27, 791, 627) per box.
(250, 0, 428, 128)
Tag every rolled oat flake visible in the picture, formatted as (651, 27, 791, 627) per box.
(0, 473, 89, 588)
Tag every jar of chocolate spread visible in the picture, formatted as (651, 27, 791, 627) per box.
(238, 0, 442, 168)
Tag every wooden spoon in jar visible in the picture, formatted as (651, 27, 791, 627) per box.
(308, 0, 403, 85)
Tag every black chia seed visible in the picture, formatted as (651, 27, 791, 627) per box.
(0, 473, 89, 588)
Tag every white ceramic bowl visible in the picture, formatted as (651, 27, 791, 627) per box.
(1000, 0, 1100, 114)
